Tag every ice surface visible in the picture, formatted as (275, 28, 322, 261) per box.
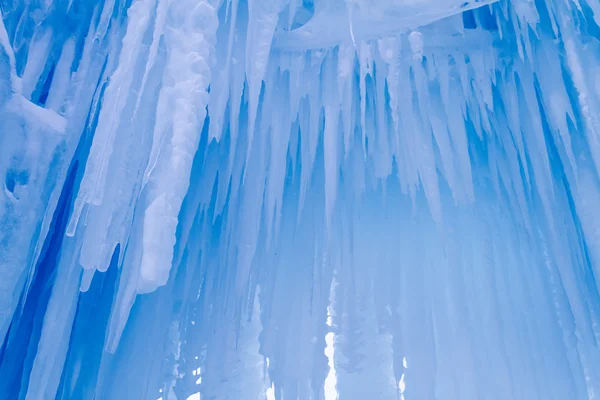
(2, 0, 600, 399)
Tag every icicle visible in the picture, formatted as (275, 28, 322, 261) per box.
(67, 0, 158, 236)
(138, 0, 219, 293)
(358, 41, 372, 156)
(20, 30, 52, 100)
(338, 44, 355, 158)
(207, 0, 239, 143)
(132, 0, 169, 125)
(438, 55, 474, 202)
(298, 50, 325, 216)
(244, 0, 281, 174)
(323, 59, 341, 231)
(379, 36, 400, 154)
(24, 238, 82, 400)
(409, 31, 442, 222)
(265, 67, 292, 246)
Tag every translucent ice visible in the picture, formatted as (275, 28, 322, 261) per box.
(2, 0, 600, 399)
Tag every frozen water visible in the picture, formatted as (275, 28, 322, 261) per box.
(2, 0, 600, 398)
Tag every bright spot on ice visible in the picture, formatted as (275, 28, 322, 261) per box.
(400, 356, 407, 398)
(323, 274, 338, 399)
(324, 332, 338, 400)
(266, 382, 276, 400)
(186, 392, 200, 400)
(399, 374, 406, 393)
(192, 367, 202, 384)
(324, 295, 338, 400)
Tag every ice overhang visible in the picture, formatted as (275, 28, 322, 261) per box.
(273, 0, 498, 50)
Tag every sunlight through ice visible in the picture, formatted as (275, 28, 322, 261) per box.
(399, 357, 408, 399)
(265, 383, 275, 400)
(324, 274, 338, 400)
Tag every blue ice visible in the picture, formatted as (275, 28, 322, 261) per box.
(1, 0, 600, 399)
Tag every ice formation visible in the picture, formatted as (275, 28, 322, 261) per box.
(2, 0, 600, 398)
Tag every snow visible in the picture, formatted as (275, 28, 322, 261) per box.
(2, 0, 600, 398)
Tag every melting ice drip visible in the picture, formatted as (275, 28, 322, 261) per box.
(2, 0, 600, 399)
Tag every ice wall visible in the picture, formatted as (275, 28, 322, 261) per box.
(2, 0, 600, 399)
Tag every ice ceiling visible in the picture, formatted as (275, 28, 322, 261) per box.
(2, 0, 600, 399)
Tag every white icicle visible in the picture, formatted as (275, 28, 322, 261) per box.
(137, 0, 218, 293)
(67, 0, 158, 235)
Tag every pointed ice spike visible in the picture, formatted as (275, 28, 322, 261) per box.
(244, 0, 281, 178)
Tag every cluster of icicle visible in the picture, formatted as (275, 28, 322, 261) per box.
(2, 0, 600, 398)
